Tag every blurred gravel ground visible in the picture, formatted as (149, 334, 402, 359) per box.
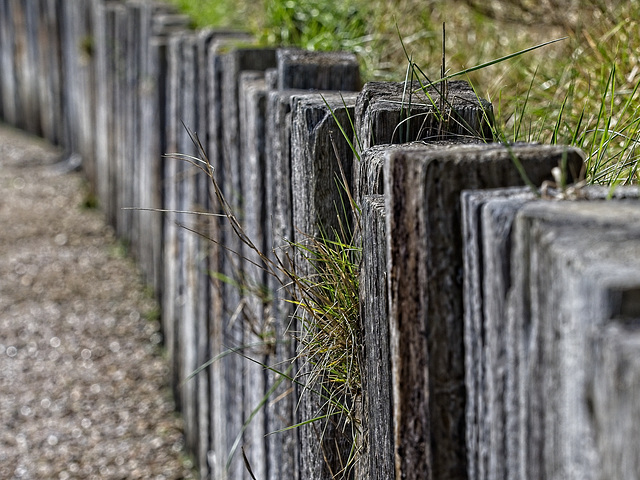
(0, 124, 198, 480)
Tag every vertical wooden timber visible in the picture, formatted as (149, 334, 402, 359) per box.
(238, 70, 270, 480)
(216, 46, 277, 480)
(505, 198, 640, 480)
(162, 27, 187, 416)
(460, 187, 535, 480)
(276, 48, 360, 91)
(360, 194, 394, 479)
(37, 0, 65, 145)
(384, 143, 583, 479)
(290, 92, 358, 480)
(354, 80, 493, 155)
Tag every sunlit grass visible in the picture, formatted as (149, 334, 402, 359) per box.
(166, 0, 640, 184)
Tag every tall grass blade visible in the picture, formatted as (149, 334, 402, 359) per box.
(431, 37, 568, 86)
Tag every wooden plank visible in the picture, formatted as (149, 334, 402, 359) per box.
(216, 47, 277, 480)
(264, 88, 303, 480)
(384, 143, 583, 479)
(360, 194, 394, 479)
(0, 0, 17, 124)
(276, 49, 360, 91)
(205, 34, 251, 480)
(290, 91, 358, 479)
(461, 186, 640, 480)
(113, 3, 129, 236)
(39, 0, 65, 146)
(238, 70, 270, 480)
(136, 2, 173, 296)
(354, 80, 493, 155)
(505, 198, 640, 480)
(176, 31, 200, 460)
(10, 0, 38, 133)
(193, 27, 217, 480)
(460, 187, 535, 480)
(162, 29, 186, 413)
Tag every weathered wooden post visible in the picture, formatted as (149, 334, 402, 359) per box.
(276, 48, 361, 91)
(0, 0, 6, 122)
(264, 87, 303, 480)
(135, 3, 172, 296)
(261, 50, 360, 479)
(211, 46, 278, 480)
(60, 0, 96, 177)
(461, 187, 534, 480)
(355, 80, 493, 152)
(9, 0, 41, 134)
(289, 92, 359, 479)
(92, 0, 114, 223)
(590, 279, 640, 480)
(354, 78, 491, 479)
(482, 192, 640, 480)
(384, 143, 582, 479)
(204, 32, 252, 479)
(162, 22, 190, 422)
(359, 194, 394, 480)
(38, 0, 65, 146)
(164, 28, 216, 469)
(238, 69, 273, 480)
(104, 2, 126, 229)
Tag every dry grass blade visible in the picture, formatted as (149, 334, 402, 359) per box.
(173, 124, 363, 477)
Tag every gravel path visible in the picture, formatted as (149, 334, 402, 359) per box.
(0, 124, 198, 480)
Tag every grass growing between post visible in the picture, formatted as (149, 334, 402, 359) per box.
(171, 127, 364, 478)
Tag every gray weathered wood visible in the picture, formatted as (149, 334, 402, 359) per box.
(113, 3, 129, 236)
(0, 1, 10, 120)
(360, 194, 394, 479)
(291, 92, 358, 236)
(355, 80, 493, 155)
(384, 143, 583, 479)
(461, 187, 536, 480)
(461, 186, 640, 480)
(176, 31, 200, 460)
(193, 27, 218, 480)
(218, 47, 277, 480)
(162, 30, 186, 414)
(264, 88, 305, 480)
(590, 307, 640, 480)
(61, 0, 96, 173)
(123, 1, 142, 258)
(11, 0, 39, 133)
(104, 3, 124, 228)
(92, 0, 112, 221)
(505, 198, 640, 480)
(354, 139, 484, 208)
(37, 0, 64, 145)
(238, 70, 270, 480)
(276, 49, 360, 91)
(137, 3, 176, 297)
(290, 91, 358, 479)
(205, 34, 252, 480)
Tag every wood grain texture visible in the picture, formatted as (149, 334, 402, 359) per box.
(290, 91, 358, 480)
(384, 143, 583, 479)
(360, 194, 394, 479)
(355, 80, 493, 156)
